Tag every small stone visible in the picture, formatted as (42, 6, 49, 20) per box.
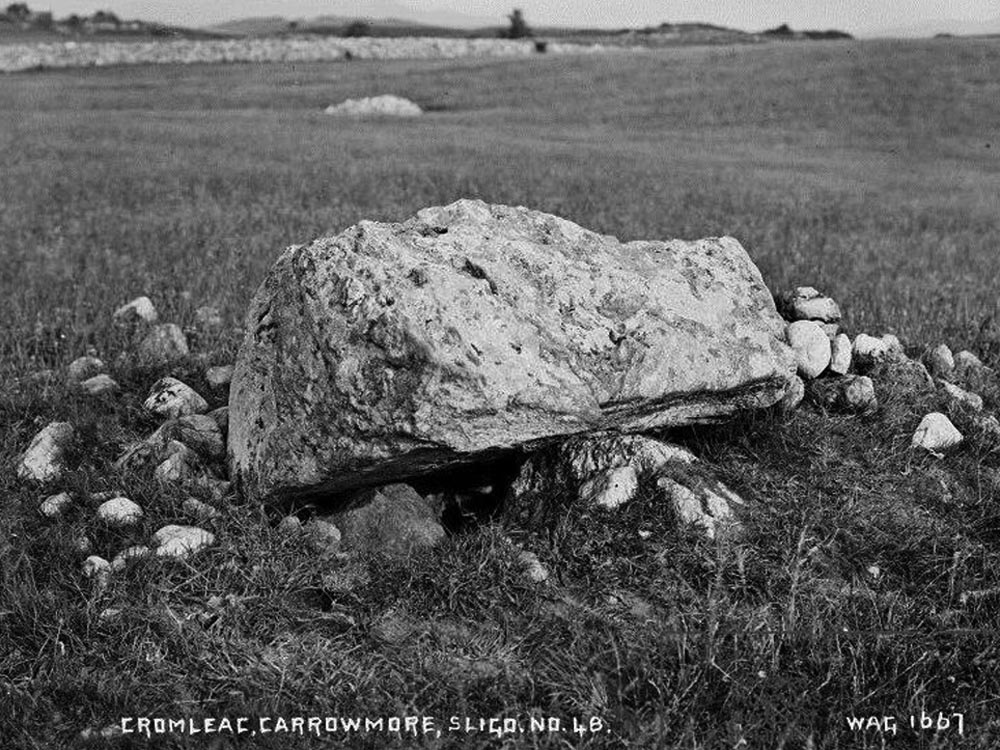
(152, 525, 215, 559)
(778, 375, 805, 413)
(578, 465, 639, 510)
(325, 94, 423, 117)
(953, 350, 983, 374)
(953, 350, 994, 391)
(113, 296, 157, 324)
(516, 549, 549, 583)
(810, 375, 877, 413)
(67, 356, 105, 382)
(638, 529, 652, 540)
(852, 333, 887, 372)
(73, 535, 92, 554)
(182, 497, 221, 521)
(154, 450, 192, 484)
(278, 516, 302, 533)
(657, 475, 740, 540)
(79, 374, 119, 396)
(17, 422, 75, 483)
(144, 377, 208, 419)
(912, 412, 963, 451)
(174, 414, 225, 459)
(304, 519, 342, 553)
(194, 306, 224, 330)
(828, 334, 852, 375)
(110, 545, 152, 571)
(973, 413, 1000, 443)
(205, 365, 233, 389)
(786, 320, 831, 379)
(791, 295, 841, 323)
(326, 483, 445, 558)
(939, 380, 983, 411)
(98, 607, 122, 621)
(208, 406, 229, 433)
(39, 491, 72, 518)
(82, 555, 111, 579)
(138, 323, 189, 367)
(924, 344, 955, 379)
(96, 497, 144, 526)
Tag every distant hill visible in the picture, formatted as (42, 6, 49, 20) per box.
(861, 16, 1000, 38)
(762, 24, 853, 41)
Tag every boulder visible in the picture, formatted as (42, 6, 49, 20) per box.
(912, 412, 963, 451)
(786, 320, 831, 379)
(230, 200, 795, 502)
(924, 344, 955, 380)
(67, 355, 105, 382)
(79, 374, 119, 396)
(17, 422, 74, 484)
(138, 324, 189, 367)
(806, 375, 876, 413)
(828, 334, 852, 375)
(96, 497, 144, 526)
(144, 378, 208, 419)
(152, 525, 215, 559)
(113, 296, 157, 325)
(321, 483, 445, 558)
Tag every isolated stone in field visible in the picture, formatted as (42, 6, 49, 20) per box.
(39, 491, 72, 518)
(786, 320, 831, 379)
(194, 305, 224, 330)
(138, 324, 189, 367)
(777, 374, 805, 413)
(304, 519, 342, 554)
(152, 525, 215, 559)
(325, 94, 423, 117)
(96, 497, 144, 526)
(113, 296, 157, 325)
(67, 355, 105, 382)
(182, 497, 221, 521)
(787, 287, 841, 323)
(924, 344, 955, 380)
(17, 422, 74, 484)
(230, 200, 794, 502)
(82, 555, 111, 580)
(79, 374, 119, 396)
(912, 412, 963, 451)
(516, 549, 549, 583)
(578, 465, 639, 510)
(939, 380, 983, 411)
(110, 545, 152, 571)
(205, 365, 233, 389)
(144, 377, 208, 419)
(828, 334, 852, 375)
(323, 484, 445, 558)
(807, 375, 876, 413)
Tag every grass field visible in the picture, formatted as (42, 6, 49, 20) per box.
(2, 39, 1000, 748)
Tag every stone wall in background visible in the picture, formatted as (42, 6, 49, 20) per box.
(0, 36, 620, 73)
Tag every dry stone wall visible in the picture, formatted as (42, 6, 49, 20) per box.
(0, 36, 619, 73)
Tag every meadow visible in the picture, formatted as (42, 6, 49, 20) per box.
(2, 39, 1000, 748)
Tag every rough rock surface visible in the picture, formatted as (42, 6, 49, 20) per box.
(113, 296, 157, 325)
(39, 492, 72, 518)
(230, 200, 795, 502)
(806, 375, 876, 413)
(828, 334, 852, 375)
(325, 95, 423, 117)
(912, 413, 963, 451)
(656, 474, 743, 539)
(321, 483, 445, 557)
(777, 374, 805, 413)
(205, 365, 234, 389)
(939, 381, 983, 411)
(144, 378, 208, 419)
(79, 374, 119, 396)
(17, 422, 74, 483)
(785, 287, 841, 323)
(786, 320, 831, 379)
(924, 344, 955, 379)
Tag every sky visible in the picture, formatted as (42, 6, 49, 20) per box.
(27, 0, 1000, 36)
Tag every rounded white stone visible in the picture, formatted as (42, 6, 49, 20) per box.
(786, 320, 831, 379)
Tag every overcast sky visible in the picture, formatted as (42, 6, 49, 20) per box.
(29, 0, 1000, 35)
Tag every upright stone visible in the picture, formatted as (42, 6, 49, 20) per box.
(229, 200, 795, 502)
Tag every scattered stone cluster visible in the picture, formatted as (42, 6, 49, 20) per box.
(777, 285, 998, 451)
(17, 295, 232, 591)
(0, 36, 620, 73)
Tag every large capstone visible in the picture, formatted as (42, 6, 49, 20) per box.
(229, 200, 795, 503)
